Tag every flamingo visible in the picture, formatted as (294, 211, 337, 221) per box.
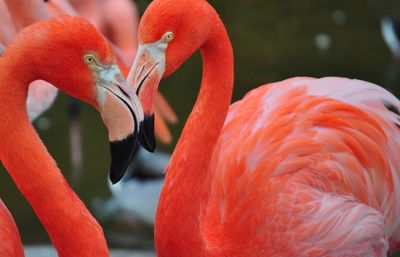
(127, 0, 400, 256)
(2, 1, 170, 228)
(0, 16, 146, 257)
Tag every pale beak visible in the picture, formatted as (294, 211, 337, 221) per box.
(128, 42, 167, 152)
(96, 65, 144, 184)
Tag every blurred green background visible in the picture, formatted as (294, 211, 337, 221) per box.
(1, 0, 400, 253)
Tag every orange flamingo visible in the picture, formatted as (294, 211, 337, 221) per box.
(0, 16, 145, 256)
(128, 0, 400, 256)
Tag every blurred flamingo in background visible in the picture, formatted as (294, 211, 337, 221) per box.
(0, 16, 144, 257)
(128, 0, 400, 256)
(0, 0, 15, 46)
(0, 0, 59, 123)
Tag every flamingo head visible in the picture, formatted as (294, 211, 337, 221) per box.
(128, 0, 216, 144)
(7, 16, 148, 183)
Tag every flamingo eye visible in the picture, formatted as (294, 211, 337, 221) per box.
(84, 54, 96, 64)
(162, 31, 174, 43)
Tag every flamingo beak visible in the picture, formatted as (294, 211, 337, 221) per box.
(96, 64, 144, 184)
(128, 43, 166, 152)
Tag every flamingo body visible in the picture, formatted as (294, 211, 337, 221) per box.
(202, 77, 400, 256)
(129, 0, 400, 256)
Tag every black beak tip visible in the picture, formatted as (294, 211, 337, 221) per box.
(110, 170, 123, 185)
(109, 132, 138, 184)
(139, 114, 156, 152)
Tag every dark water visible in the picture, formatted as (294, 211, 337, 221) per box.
(1, 0, 400, 253)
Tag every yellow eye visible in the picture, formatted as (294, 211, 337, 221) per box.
(84, 54, 96, 64)
(162, 31, 174, 43)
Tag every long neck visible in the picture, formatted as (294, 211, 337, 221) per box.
(0, 60, 109, 257)
(155, 15, 234, 256)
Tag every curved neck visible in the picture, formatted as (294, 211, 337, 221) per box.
(0, 59, 109, 256)
(155, 15, 234, 256)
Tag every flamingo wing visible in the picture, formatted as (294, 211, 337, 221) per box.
(201, 77, 400, 256)
(0, 199, 24, 257)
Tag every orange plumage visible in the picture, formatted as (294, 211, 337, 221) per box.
(130, 0, 400, 256)
(202, 77, 400, 256)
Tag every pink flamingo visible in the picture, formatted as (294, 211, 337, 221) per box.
(0, 16, 145, 256)
(128, 0, 400, 256)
